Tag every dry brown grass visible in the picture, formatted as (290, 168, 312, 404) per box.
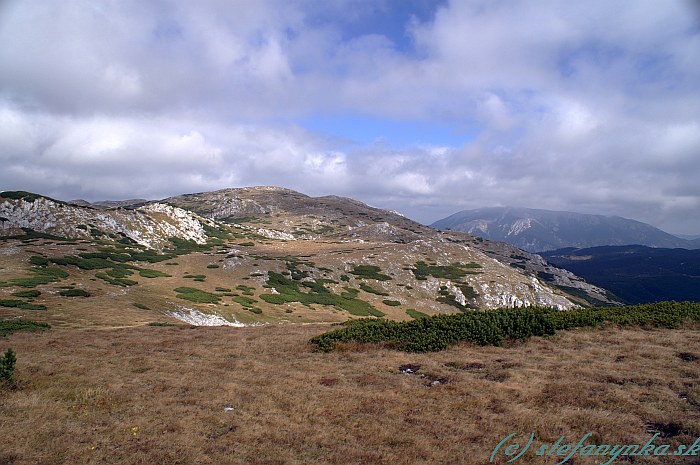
(1, 323, 699, 464)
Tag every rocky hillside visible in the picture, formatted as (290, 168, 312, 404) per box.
(164, 186, 432, 243)
(431, 206, 695, 252)
(0, 191, 213, 248)
(0, 188, 621, 329)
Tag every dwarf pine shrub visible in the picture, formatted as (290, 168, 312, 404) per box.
(310, 302, 700, 353)
(0, 348, 16, 383)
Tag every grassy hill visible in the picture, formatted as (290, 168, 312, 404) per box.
(2, 187, 621, 331)
(1, 188, 698, 464)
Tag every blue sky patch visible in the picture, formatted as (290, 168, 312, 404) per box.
(301, 113, 472, 149)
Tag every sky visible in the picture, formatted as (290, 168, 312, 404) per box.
(0, 1, 699, 234)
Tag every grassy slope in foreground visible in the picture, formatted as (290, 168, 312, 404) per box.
(310, 301, 700, 352)
(0, 323, 698, 464)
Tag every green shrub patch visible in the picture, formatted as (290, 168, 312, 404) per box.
(174, 287, 220, 304)
(48, 253, 171, 286)
(259, 272, 384, 317)
(184, 274, 207, 280)
(411, 261, 481, 281)
(236, 285, 255, 296)
(231, 296, 258, 308)
(59, 289, 90, 297)
(51, 255, 116, 270)
(406, 309, 429, 319)
(1, 228, 68, 242)
(310, 301, 700, 353)
(138, 269, 171, 278)
(29, 256, 49, 266)
(458, 283, 478, 299)
(10, 267, 69, 288)
(11, 290, 41, 299)
(0, 320, 50, 337)
(0, 300, 46, 310)
(359, 283, 389, 296)
(106, 268, 133, 278)
(95, 273, 138, 287)
(0, 348, 16, 382)
(350, 265, 392, 281)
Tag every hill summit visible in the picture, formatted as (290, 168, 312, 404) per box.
(0, 188, 619, 329)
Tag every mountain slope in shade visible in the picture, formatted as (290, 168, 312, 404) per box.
(430, 207, 696, 252)
(540, 245, 700, 304)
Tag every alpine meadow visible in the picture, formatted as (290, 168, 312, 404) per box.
(1, 1, 699, 464)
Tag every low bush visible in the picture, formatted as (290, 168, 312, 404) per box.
(174, 287, 220, 304)
(95, 273, 137, 287)
(411, 261, 481, 281)
(406, 309, 429, 319)
(29, 256, 49, 266)
(260, 294, 288, 305)
(231, 296, 257, 308)
(310, 301, 700, 353)
(359, 283, 389, 296)
(0, 299, 45, 310)
(138, 269, 171, 278)
(350, 265, 392, 281)
(236, 285, 255, 296)
(0, 320, 50, 337)
(11, 267, 69, 288)
(11, 290, 41, 299)
(311, 309, 553, 352)
(59, 289, 90, 297)
(0, 348, 16, 383)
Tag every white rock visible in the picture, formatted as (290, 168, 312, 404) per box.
(167, 307, 246, 327)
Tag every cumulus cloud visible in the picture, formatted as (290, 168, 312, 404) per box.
(0, 0, 698, 234)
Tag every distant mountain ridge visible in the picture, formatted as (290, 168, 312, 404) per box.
(431, 207, 697, 252)
(68, 198, 149, 209)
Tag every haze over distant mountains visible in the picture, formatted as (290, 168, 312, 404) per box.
(431, 207, 700, 253)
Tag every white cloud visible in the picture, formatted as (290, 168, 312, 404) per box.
(103, 64, 142, 97)
(0, 0, 698, 233)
